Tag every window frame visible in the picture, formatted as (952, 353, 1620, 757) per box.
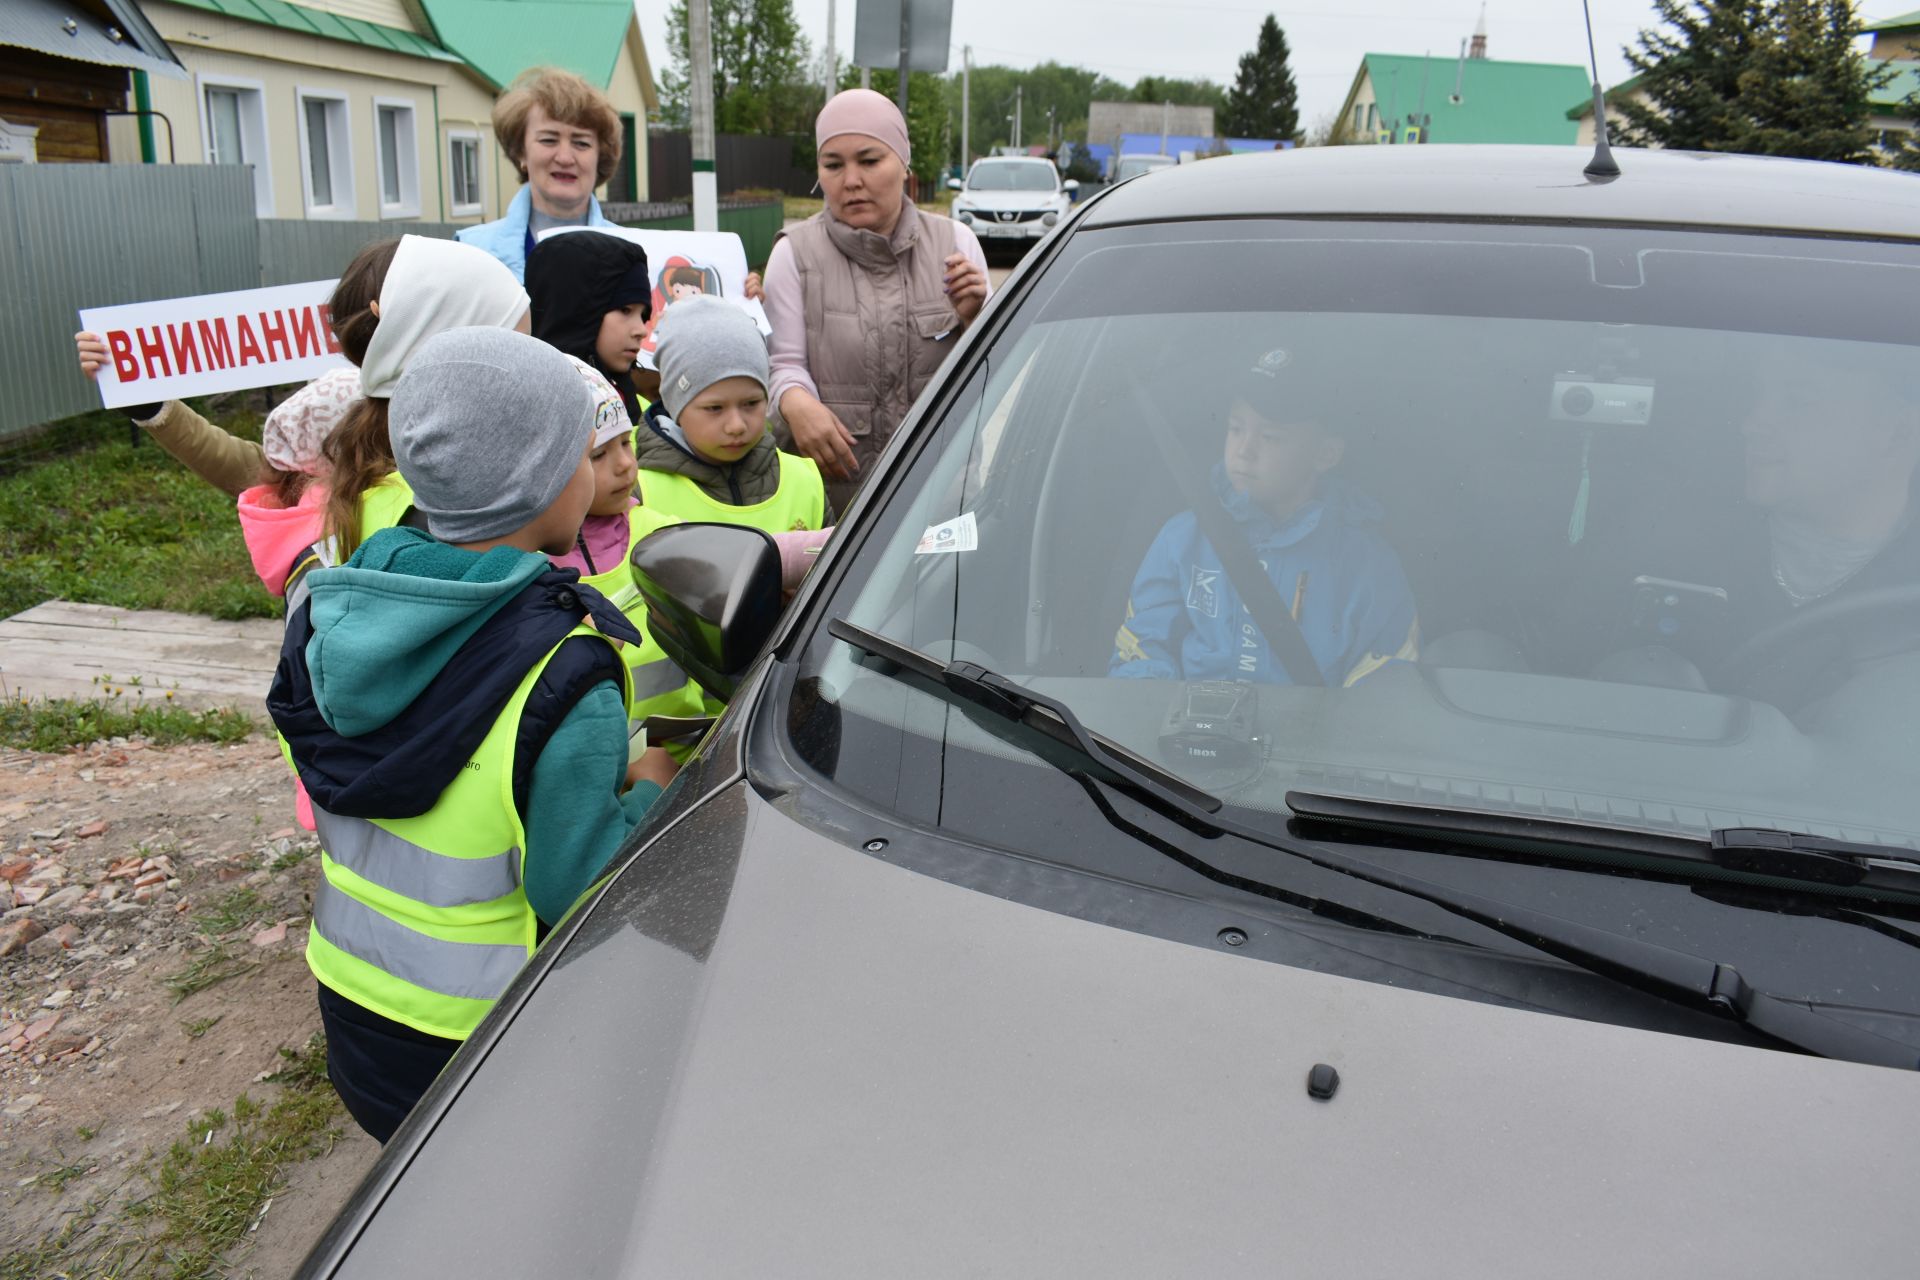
(373, 96, 422, 219)
(447, 127, 483, 218)
(295, 87, 355, 220)
(195, 73, 273, 216)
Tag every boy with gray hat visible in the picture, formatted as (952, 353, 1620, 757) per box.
(635, 293, 830, 534)
(268, 326, 673, 1143)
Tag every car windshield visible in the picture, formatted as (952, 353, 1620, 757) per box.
(790, 219, 1920, 862)
(969, 162, 1058, 192)
(1115, 156, 1173, 180)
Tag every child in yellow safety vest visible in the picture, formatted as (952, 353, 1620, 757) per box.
(269, 327, 674, 1144)
(637, 294, 835, 538)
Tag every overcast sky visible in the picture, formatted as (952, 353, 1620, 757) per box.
(635, 1, 1900, 131)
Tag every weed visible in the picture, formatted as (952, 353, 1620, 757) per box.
(162, 943, 258, 1003)
(194, 887, 267, 937)
(179, 1015, 222, 1040)
(0, 697, 252, 753)
(76, 1124, 97, 1140)
(268, 844, 312, 872)
(28, 1158, 91, 1192)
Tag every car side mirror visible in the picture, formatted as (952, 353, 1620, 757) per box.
(630, 523, 782, 702)
(1063, 178, 1080, 191)
(946, 177, 963, 191)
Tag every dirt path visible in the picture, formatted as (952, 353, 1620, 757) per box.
(0, 734, 377, 1277)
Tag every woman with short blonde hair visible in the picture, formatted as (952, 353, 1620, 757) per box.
(457, 66, 625, 281)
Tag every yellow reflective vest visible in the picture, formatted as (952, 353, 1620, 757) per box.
(573, 505, 708, 756)
(292, 623, 629, 1042)
(638, 451, 826, 535)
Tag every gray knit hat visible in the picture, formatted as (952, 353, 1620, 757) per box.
(388, 327, 593, 543)
(654, 294, 770, 419)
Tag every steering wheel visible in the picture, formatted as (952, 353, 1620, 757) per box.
(1716, 583, 1920, 709)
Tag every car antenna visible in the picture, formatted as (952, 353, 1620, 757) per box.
(1580, 0, 1621, 178)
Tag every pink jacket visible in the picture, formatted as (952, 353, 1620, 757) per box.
(235, 482, 328, 596)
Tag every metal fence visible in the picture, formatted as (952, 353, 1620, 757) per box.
(648, 131, 813, 199)
(0, 164, 258, 441)
(258, 218, 467, 287)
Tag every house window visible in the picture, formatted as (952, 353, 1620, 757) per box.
(1366, 103, 1377, 131)
(1352, 104, 1363, 133)
(448, 130, 483, 216)
(198, 75, 272, 215)
(296, 90, 353, 218)
(374, 98, 421, 217)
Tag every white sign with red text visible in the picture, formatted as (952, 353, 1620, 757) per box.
(79, 280, 349, 408)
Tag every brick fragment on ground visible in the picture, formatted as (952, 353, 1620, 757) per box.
(251, 922, 288, 948)
(0, 859, 31, 882)
(0, 917, 47, 956)
(75, 820, 108, 838)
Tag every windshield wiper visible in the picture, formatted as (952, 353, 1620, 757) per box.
(1284, 791, 1920, 900)
(828, 619, 1221, 816)
(827, 620, 1919, 1070)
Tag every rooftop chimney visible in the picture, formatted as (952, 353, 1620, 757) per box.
(1469, 2, 1488, 58)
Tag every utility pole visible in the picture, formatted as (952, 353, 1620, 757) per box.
(960, 44, 971, 173)
(1013, 84, 1022, 151)
(1159, 99, 1170, 155)
(688, 0, 717, 231)
(825, 0, 837, 94)
(862, 67, 871, 89)
(896, 0, 910, 116)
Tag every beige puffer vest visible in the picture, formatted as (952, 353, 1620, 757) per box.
(777, 201, 961, 511)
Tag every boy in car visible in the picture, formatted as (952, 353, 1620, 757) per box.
(1111, 348, 1419, 686)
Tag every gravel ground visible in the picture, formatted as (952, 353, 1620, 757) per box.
(0, 734, 377, 1277)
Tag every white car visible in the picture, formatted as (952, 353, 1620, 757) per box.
(949, 157, 1077, 245)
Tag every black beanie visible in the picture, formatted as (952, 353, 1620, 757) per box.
(526, 229, 651, 422)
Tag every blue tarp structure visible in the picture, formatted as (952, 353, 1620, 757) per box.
(1118, 132, 1294, 157)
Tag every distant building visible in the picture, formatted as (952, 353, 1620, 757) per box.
(0, 0, 185, 163)
(107, 0, 656, 223)
(1867, 8, 1920, 61)
(1089, 101, 1214, 158)
(1337, 19, 1589, 146)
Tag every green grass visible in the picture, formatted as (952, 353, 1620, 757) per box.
(0, 1035, 344, 1280)
(0, 696, 253, 753)
(0, 400, 279, 622)
(162, 944, 258, 1003)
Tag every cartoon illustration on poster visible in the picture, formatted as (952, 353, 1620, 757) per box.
(535, 226, 769, 369)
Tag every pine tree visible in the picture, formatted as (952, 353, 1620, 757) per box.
(1618, 0, 1890, 163)
(1222, 15, 1301, 142)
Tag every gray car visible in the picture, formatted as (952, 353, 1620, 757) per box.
(301, 146, 1920, 1278)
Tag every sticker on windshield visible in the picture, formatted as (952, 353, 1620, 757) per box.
(916, 512, 979, 555)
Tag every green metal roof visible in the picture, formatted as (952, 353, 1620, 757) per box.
(416, 0, 633, 92)
(1360, 53, 1590, 144)
(165, 0, 465, 65)
(1864, 9, 1920, 33)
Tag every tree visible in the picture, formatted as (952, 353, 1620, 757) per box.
(1128, 76, 1227, 111)
(1618, 0, 1891, 164)
(1221, 15, 1300, 142)
(663, 0, 817, 135)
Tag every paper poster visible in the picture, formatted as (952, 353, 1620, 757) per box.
(79, 280, 348, 409)
(538, 225, 771, 369)
(916, 512, 979, 555)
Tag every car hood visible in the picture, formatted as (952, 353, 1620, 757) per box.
(958, 189, 1062, 211)
(324, 780, 1920, 1277)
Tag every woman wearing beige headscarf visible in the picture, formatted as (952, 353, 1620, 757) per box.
(750, 89, 990, 512)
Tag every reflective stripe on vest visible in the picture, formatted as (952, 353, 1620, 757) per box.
(637, 452, 826, 535)
(292, 622, 628, 1040)
(311, 879, 527, 1001)
(576, 505, 707, 744)
(311, 808, 519, 908)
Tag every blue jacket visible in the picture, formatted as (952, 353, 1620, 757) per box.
(455, 186, 617, 283)
(267, 527, 660, 925)
(1112, 467, 1419, 686)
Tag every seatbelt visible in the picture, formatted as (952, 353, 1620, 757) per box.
(1129, 376, 1327, 687)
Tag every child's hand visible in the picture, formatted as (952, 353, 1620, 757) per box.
(626, 746, 679, 791)
(75, 331, 109, 380)
(743, 271, 764, 301)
